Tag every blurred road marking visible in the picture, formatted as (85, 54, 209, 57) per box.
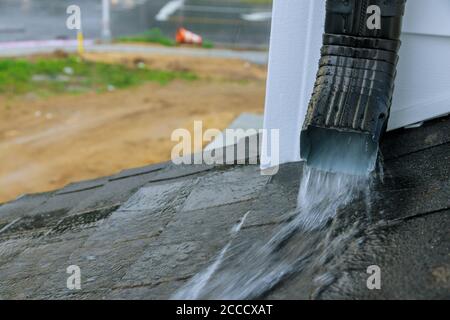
(0, 27, 25, 34)
(156, 0, 185, 22)
(0, 39, 95, 57)
(241, 12, 272, 22)
(0, 42, 268, 64)
(169, 16, 267, 25)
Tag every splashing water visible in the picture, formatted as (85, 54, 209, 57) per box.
(173, 211, 250, 300)
(172, 166, 371, 300)
(295, 166, 368, 230)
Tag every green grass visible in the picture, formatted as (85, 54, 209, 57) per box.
(201, 40, 214, 49)
(118, 28, 176, 47)
(0, 55, 197, 97)
(117, 28, 214, 49)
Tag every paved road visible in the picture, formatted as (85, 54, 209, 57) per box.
(0, 0, 272, 48)
(0, 41, 268, 65)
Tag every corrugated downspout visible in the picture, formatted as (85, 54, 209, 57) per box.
(300, 0, 407, 175)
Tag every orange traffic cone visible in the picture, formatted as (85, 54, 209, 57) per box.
(176, 28, 203, 45)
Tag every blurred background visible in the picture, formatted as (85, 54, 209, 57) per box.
(0, 0, 271, 48)
(0, 0, 272, 203)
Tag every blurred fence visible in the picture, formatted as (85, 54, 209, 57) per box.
(0, 0, 272, 49)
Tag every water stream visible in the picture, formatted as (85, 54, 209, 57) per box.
(173, 165, 372, 299)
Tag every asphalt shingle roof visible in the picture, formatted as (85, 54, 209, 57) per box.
(0, 115, 449, 299)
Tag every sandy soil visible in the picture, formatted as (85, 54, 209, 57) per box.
(0, 52, 266, 203)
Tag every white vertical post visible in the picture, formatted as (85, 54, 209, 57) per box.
(261, 0, 325, 169)
(102, 0, 111, 42)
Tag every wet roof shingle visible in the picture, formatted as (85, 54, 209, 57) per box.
(0, 115, 449, 300)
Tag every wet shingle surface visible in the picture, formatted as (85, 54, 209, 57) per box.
(0, 116, 449, 300)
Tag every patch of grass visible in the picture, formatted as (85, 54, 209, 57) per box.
(201, 40, 214, 49)
(0, 55, 197, 97)
(118, 28, 176, 47)
(117, 28, 214, 49)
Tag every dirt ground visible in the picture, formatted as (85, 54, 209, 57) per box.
(0, 52, 266, 203)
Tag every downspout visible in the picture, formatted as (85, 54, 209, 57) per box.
(300, 0, 407, 175)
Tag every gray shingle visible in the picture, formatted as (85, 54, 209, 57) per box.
(182, 165, 269, 212)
